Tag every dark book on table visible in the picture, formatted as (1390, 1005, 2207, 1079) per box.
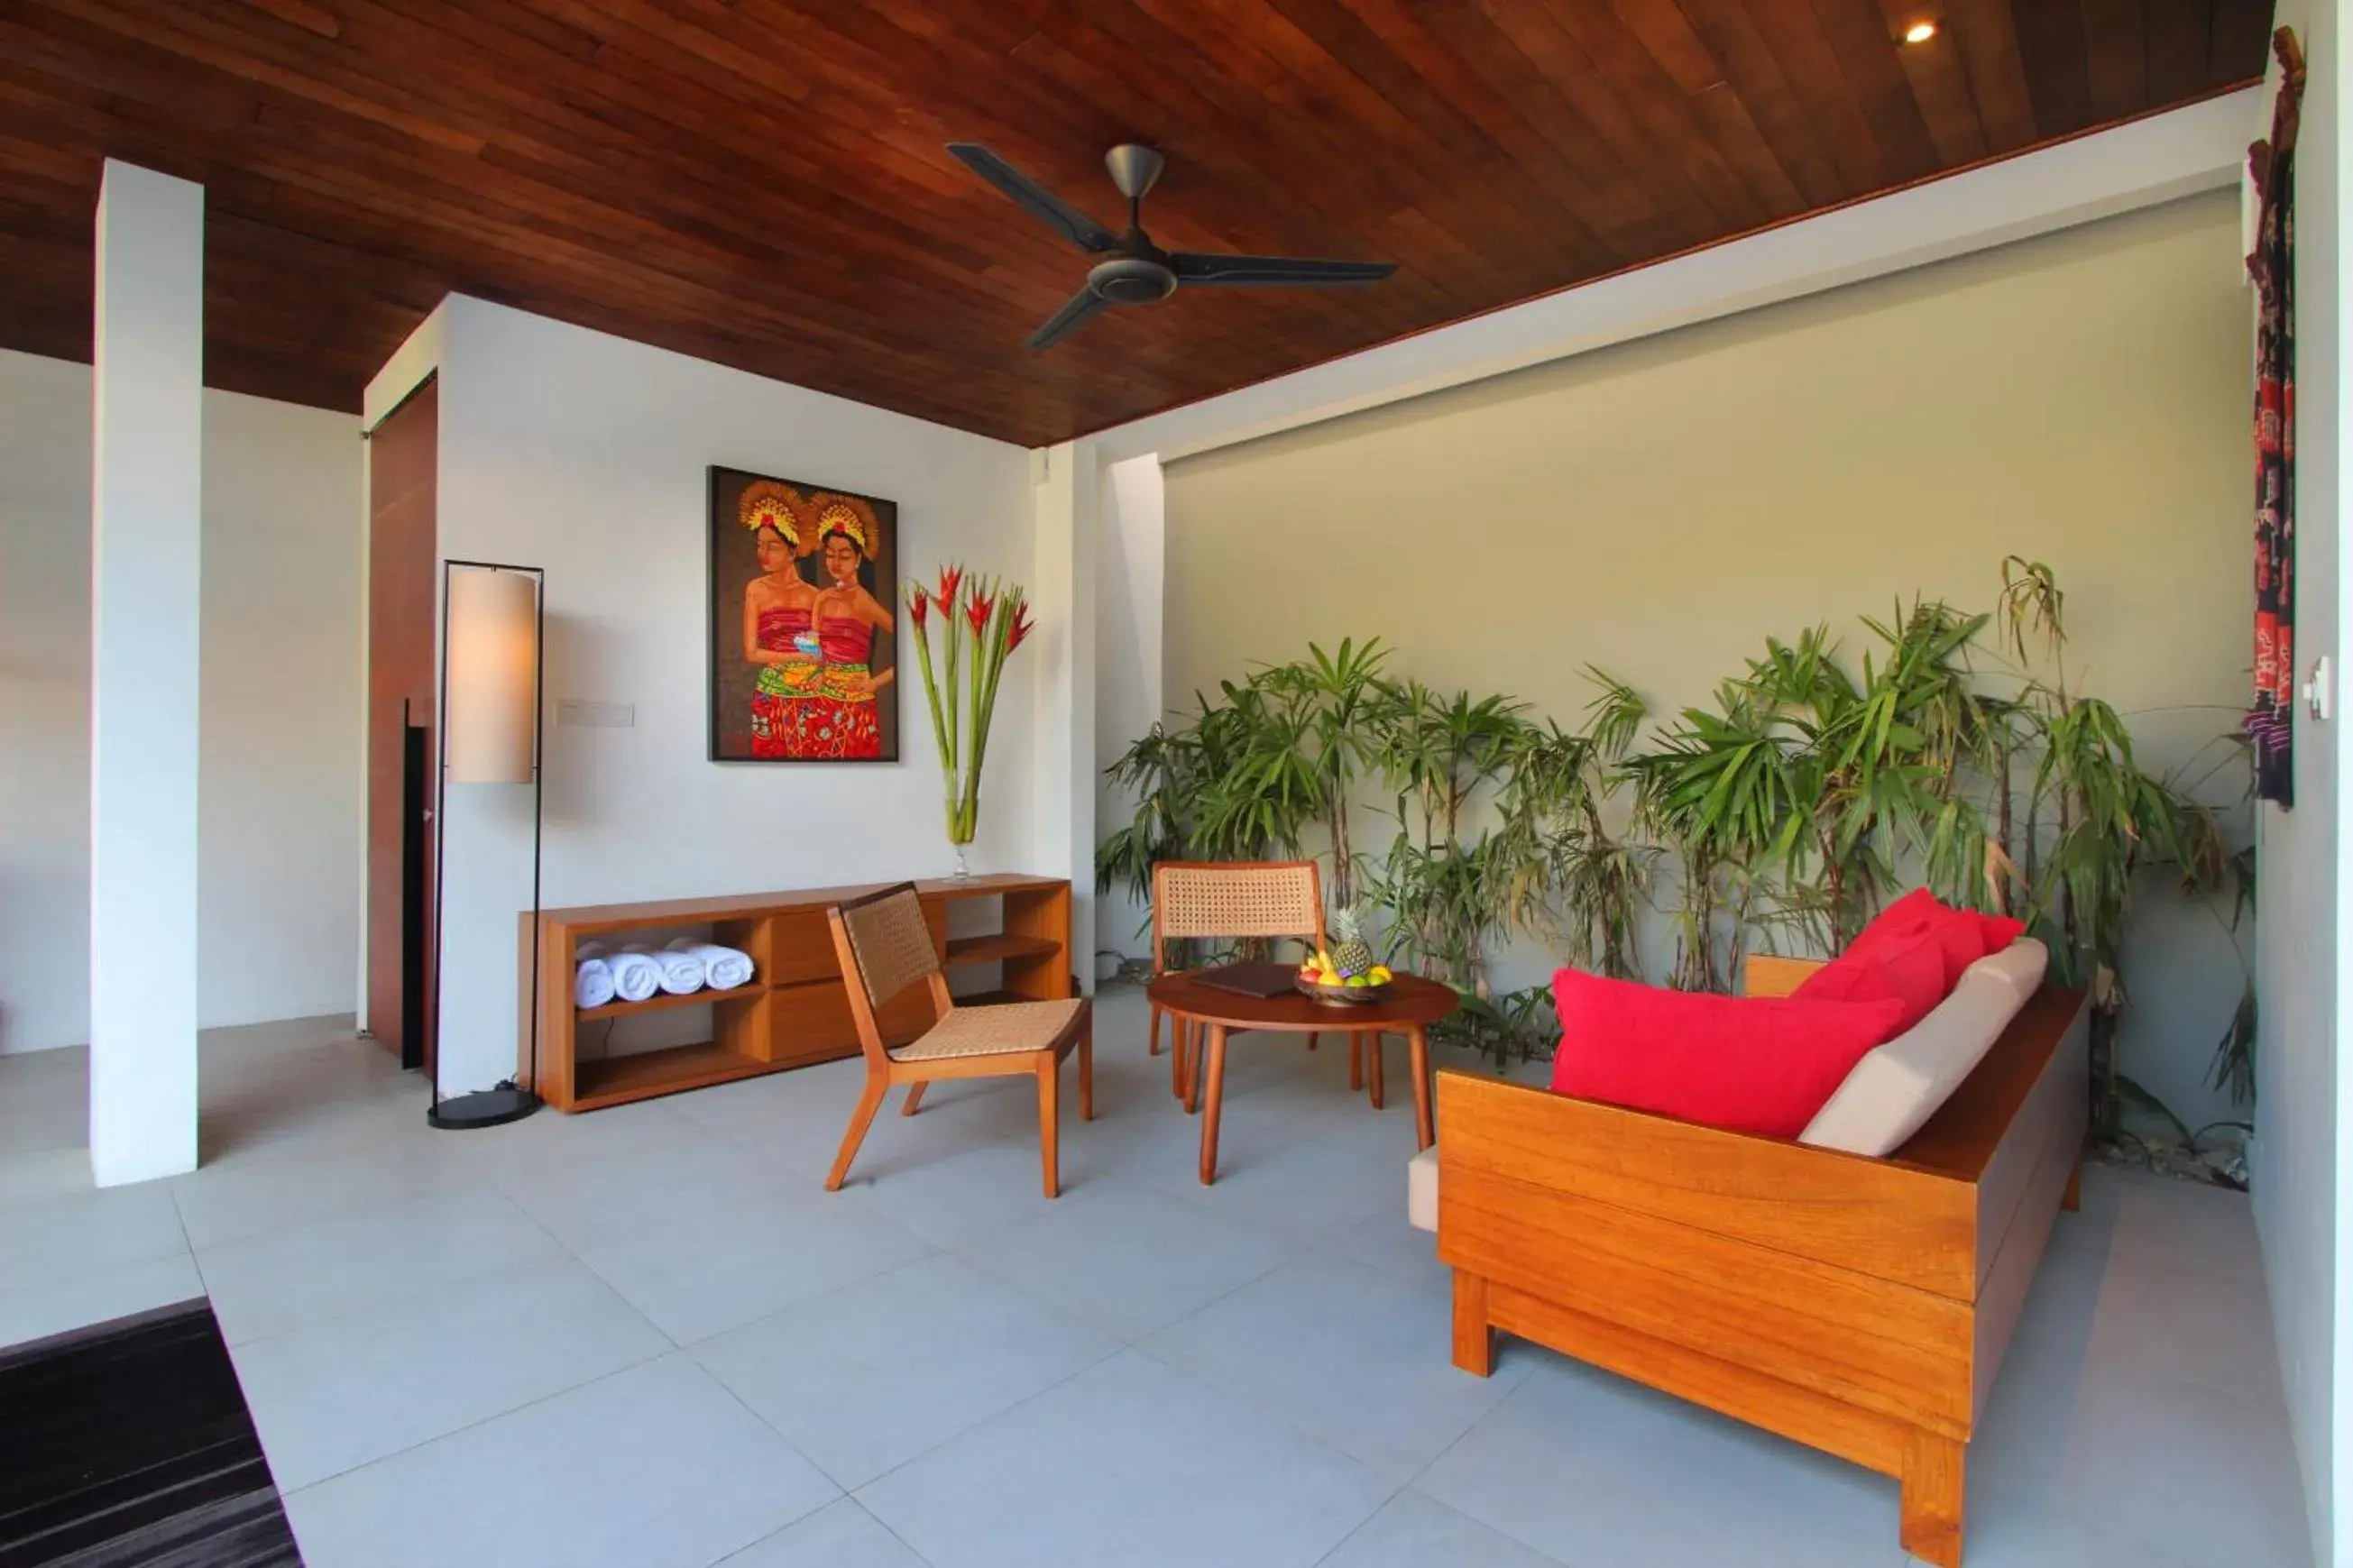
(1191, 961, 1301, 999)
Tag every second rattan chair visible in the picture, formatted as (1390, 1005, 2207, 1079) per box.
(823, 884, 1093, 1197)
(1149, 859, 1365, 1105)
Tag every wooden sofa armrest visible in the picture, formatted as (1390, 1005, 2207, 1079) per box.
(1434, 1072, 1979, 1297)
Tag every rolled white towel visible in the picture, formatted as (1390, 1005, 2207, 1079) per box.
(627, 943, 704, 996)
(602, 946, 661, 1004)
(574, 953, 616, 1010)
(667, 939, 753, 991)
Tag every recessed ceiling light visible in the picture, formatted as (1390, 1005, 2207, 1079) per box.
(1904, 20, 1938, 43)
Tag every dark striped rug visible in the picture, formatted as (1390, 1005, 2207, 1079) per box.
(0, 1299, 302, 1568)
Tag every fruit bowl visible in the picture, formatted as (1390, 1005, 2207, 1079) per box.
(1295, 975, 1392, 1005)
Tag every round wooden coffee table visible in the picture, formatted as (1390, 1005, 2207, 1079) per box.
(1144, 971, 1459, 1184)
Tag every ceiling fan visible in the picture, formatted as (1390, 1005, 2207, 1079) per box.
(946, 142, 1399, 350)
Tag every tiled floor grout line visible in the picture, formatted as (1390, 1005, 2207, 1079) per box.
(1386, 1371, 1576, 1567)
(274, 1339, 679, 1501)
(706, 1496, 945, 1568)
(838, 1344, 1126, 1503)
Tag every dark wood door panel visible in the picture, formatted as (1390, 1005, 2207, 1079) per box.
(365, 376, 435, 1068)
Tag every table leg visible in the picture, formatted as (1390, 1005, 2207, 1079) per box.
(1197, 1023, 1229, 1186)
(1368, 1029, 1385, 1110)
(1410, 1024, 1434, 1150)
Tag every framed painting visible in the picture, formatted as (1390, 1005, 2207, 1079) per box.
(707, 465, 899, 762)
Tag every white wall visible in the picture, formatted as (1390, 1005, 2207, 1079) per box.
(2256, 5, 2348, 1564)
(367, 299, 1038, 1096)
(1156, 194, 2252, 1130)
(0, 347, 363, 1055)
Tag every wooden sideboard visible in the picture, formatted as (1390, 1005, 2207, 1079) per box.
(519, 874, 1072, 1113)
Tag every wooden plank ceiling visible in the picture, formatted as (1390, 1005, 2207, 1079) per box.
(0, 1, 2268, 446)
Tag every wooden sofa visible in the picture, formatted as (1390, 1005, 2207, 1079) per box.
(1434, 954, 2087, 1568)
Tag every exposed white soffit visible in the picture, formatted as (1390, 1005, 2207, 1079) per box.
(1089, 87, 2261, 465)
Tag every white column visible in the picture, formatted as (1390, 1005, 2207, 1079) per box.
(89, 160, 203, 1186)
(1094, 454, 1166, 963)
(1032, 441, 1098, 989)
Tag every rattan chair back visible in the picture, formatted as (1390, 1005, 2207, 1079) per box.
(835, 884, 940, 1011)
(1150, 860, 1325, 974)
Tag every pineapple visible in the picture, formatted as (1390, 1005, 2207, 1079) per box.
(1330, 906, 1376, 979)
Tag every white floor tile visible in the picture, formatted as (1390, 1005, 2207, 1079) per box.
(232, 1255, 674, 1489)
(196, 1189, 566, 1344)
(1418, 1362, 1900, 1568)
(1972, 1324, 2311, 1566)
(857, 1350, 1392, 1568)
(1318, 1489, 1563, 1568)
(2013, 1235, 2286, 1403)
(497, 1136, 799, 1252)
(2049, 1165, 2266, 1284)
(1950, 1481, 2206, 1568)
(0, 1250, 207, 1351)
(1315, 1206, 1448, 1292)
(283, 1354, 840, 1568)
(695, 1252, 1119, 1490)
(952, 1179, 1290, 1340)
(839, 1133, 1108, 1250)
(1145, 1253, 1530, 1481)
(0, 1179, 188, 1287)
(569, 1187, 932, 1344)
(1154, 1135, 1401, 1250)
(170, 1134, 478, 1252)
(718, 1499, 930, 1567)
(0, 1012, 2308, 1568)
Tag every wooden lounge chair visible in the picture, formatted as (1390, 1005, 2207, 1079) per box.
(1433, 953, 2086, 1568)
(824, 883, 1093, 1197)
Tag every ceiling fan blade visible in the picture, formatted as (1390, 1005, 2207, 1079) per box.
(1171, 252, 1397, 287)
(1027, 286, 1111, 351)
(947, 143, 1117, 254)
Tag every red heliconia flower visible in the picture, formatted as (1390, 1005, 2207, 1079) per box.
(936, 564, 965, 611)
(965, 589, 995, 640)
(907, 584, 930, 629)
(1006, 601, 1035, 652)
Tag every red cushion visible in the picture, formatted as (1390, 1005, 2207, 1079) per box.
(1849, 889, 2027, 985)
(1795, 927, 1949, 1032)
(1969, 909, 2027, 954)
(1548, 969, 1906, 1139)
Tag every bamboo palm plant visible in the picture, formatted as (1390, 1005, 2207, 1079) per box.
(1093, 559, 2246, 1116)
(1365, 681, 1530, 995)
(1493, 673, 1654, 980)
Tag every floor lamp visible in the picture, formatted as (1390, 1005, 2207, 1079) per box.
(427, 559, 546, 1131)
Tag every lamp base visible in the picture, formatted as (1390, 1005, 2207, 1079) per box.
(427, 1084, 542, 1131)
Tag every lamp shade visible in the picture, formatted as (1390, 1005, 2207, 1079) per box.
(445, 564, 539, 784)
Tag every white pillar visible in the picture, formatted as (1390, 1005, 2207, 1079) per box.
(89, 160, 203, 1186)
(1032, 441, 1098, 989)
(1094, 454, 1166, 962)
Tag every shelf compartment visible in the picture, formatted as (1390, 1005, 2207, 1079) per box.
(575, 982, 765, 1022)
(943, 932, 1062, 967)
(571, 1041, 769, 1108)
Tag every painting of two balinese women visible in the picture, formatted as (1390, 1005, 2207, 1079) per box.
(707, 465, 897, 762)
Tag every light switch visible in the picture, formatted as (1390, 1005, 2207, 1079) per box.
(2302, 656, 2330, 722)
(557, 700, 635, 729)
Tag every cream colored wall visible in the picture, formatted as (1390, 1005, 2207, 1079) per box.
(1162, 190, 2252, 1125)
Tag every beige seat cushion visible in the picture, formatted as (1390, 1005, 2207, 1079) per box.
(891, 998, 1088, 1062)
(1408, 1144, 1438, 1233)
(1798, 938, 2047, 1157)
